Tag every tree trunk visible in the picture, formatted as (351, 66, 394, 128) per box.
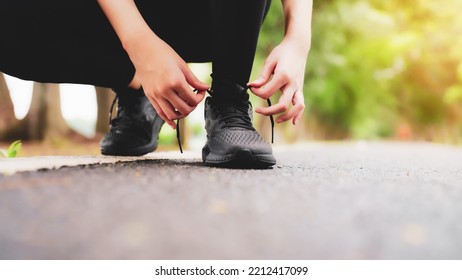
(95, 87, 114, 135)
(0, 82, 74, 141)
(30, 83, 69, 140)
(0, 73, 17, 131)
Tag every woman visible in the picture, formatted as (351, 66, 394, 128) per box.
(0, 0, 312, 168)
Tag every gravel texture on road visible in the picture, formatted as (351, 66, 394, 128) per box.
(1, 142, 462, 259)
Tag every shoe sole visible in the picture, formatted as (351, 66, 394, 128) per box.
(202, 146, 276, 169)
(101, 141, 158, 157)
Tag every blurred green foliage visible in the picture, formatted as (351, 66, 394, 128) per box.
(255, 0, 462, 142)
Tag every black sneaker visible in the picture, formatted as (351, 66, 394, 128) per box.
(202, 81, 276, 168)
(100, 88, 164, 156)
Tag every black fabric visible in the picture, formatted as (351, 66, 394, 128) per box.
(0, 0, 271, 90)
(0, 0, 135, 88)
(210, 0, 268, 88)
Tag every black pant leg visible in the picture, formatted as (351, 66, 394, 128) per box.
(0, 0, 271, 89)
(135, 0, 213, 63)
(0, 0, 135, 88)
(210, 0, 269, 88)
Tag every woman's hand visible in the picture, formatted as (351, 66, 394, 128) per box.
(97, 0, 209, 129)
(248, 37, 308, 125)
(249, 0, 312, 126)
(126, 33, 209, 129)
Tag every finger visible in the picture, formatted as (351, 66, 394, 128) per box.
(256, 85, 294, 116)
(292, 92, 306, 125)
(147, 95, 176, 129)
(169, 90, 196, 115)
(293, 111, 304, 126)
(248, 59, 276, 87)
(175, 80, 206, 107)
(277, 91, 305, 124)
(181, 64, 210, 91)
(157, 95, 183, 121)
(276, 103, 304, 124)
(250, 72, 288, 99)
(193, 89, 207, 105)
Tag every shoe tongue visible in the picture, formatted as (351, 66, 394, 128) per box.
(219, 106, 240, 115)
(211, 96, 254, 131)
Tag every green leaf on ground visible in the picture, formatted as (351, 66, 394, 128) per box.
(6, 140, 22, 158)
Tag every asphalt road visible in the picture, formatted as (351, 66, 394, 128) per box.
(1, 142, 462, 259)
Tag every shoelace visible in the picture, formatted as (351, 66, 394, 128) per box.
(175, 95, 274, 154)
(108, 96, 118, 125)
(177, 119, 183, 154)
(109, 96, 135, 129)
(267, 98, 275, 144)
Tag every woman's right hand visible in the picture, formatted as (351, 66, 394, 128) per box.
(126, 32, 209, 129)
(97, 0, 209, 129)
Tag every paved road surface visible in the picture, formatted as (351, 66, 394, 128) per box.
(1, 142, 462, 259)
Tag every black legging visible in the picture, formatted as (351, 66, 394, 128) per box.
(0, 0, 270, 90)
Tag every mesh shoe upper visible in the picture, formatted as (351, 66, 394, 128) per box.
(203, 83, 273, 157)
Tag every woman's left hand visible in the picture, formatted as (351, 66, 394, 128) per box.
(248, 37, 309, 125)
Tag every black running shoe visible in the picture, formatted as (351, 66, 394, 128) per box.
(100, 88, 164, 156)
(202, 81, 276, 168)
